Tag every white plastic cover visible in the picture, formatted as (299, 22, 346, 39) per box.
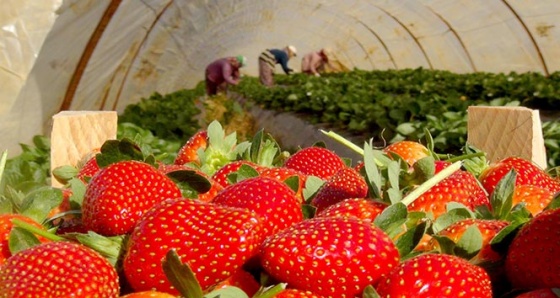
(2, 0, 560, 155)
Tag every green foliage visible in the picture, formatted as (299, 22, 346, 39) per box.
(232, 68, 560, 167)
(118, 87, 204, 142)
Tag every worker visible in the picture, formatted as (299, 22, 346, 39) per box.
(205, 55, 247, 96)
(258, 45, 297, 87)
(301, 48, 330, 77)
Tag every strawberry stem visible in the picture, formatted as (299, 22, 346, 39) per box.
(11, 219, 66, 242)
(442, 151, 486, 163)
(400, 161, 462, 206)
(320, 130, 364, 155)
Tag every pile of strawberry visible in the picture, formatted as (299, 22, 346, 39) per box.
(1, 120, 560, 298)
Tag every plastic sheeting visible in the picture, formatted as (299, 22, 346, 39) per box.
(2, 0, 560, 155)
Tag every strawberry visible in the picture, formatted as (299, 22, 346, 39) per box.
(260, 216, 400, 297)
(211, 160, 263, 188)
(123, 199, 266, 294)
(77, 153, 101, 182)
(54, 216, 88, 235)
(0, 241, 119, 297)
(275, 289, 326, 298)
(283, 147, 346, 180)
(47, 187, 73, 218)
(383, 140, 430, 167)
(376, 253, 492, 297)
(505, 208, 560, 290)
(427, 218, 509, 263)
(512, 184, 554, 216)
(259, 166, 307, 203)
(120, 291, 176, 298)
(310, 166, 368, 213)
(212, 268, 260, 296)
(174, 129, 208, 166)
(0, 214, 50, 264)
(479, 156, 560, 196)
(82, 160, 182, 236)
(212, 176, 303, 237)
(315, 198, 387, 223)
(407, 168, 490, 218)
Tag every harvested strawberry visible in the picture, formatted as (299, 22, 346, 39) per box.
(275, 289, 326, 298)
(310, 166, 368, 213)
(514, 288, 560, 298)
(427, 218, 509, 262)
(260, 217, 400, 297)
(212, 268, 260, 296)
(0, 241, 119, 297)
(512, 184, 554, 216)
(211, 160, 263, 188)
(284, 146, 346, 180)
(212, 176, 303, 237)
(0, 214, 50, 264)
(479, 156, 560, 196)
(174, 129, 208, 165)
(82, 160, 182, 236)
(119, 291, 177, 298)
(54, 217, 88, 235)
(505, 208, 560, 290)
(315, 198, 387, 223)
(384, 140, 430, 167)
(259, 166, 308, 203)
(407, 168, 490, 218)
(376, 253, 493, 297)
(123, 199, 266, 294)
(77, 153, 101, 182)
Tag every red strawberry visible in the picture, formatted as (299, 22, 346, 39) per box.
(260, 217, 400, 297)
(212, 268, 260, 296)
(505, 208, 560, 290)
(174, 130, 208, 165)
(376, 253, 492, 297)
(512, 184, 554, 216)
(276, 289, 326, 298)
(284, 147, 346, 180)
(384, 140, 430, 167)
(479, 156, 560, 196)
(315, 198, 387, 223)
(211, 160, 263, 188)
(212, 176, 303, 237)
(310, 167, 368, 213)
(427, 218, 509, 263)
(514, 288, 560, 298)
(77, 153, 101, 182)
(0, 214, 50, 264)
(82, 160, 182, 236)
(0, 241, 119, 297)
(259, 166, 308, 203)
(407, 168, 490, 218)
(123, 199, 266, 293)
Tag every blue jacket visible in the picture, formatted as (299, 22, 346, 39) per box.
(268, 49, 293, 74)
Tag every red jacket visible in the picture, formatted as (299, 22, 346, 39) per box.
(205, 58, 240, 85)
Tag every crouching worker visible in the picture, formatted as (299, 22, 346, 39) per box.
(205, 55, 247, 96)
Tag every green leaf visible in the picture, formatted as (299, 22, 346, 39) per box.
(8, 227, 41, 255)
(204, 287, 249, 298)
(74, 232, 125, 267)
(546, 192, 560, 210)
(162, 249, 204, 298)
(362, 285, 381, 298)
(303, 176, 324, 203)
(432, 207, 473, 234)
(489, 170, 516, 219)
(167, 170, 212, 194)
(490, 221, 523, 255)
(374, 202, 407, 232)
(284, 175, 300, 194)
(395, 220, 428, 258)
(20, 187, 63, 223)
(96, 138, 145, 167)
(51, 165, 78, 185)
(454, 225, 483, 260)
(412, 156, 435, 182)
